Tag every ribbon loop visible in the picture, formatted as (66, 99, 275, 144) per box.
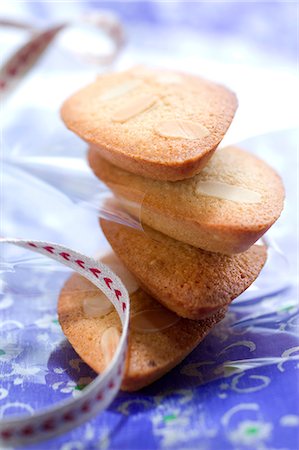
(0, 238, 130, 446)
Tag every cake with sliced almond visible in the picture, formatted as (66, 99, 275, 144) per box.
(61, 65, 237, 181)
(58, 251, 226, 391)
(88, 145, 284, 254)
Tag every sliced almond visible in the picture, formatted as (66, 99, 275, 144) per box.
(100, 79, 141, 101)
(155, 73, 183, 84)
(100, 327, 121, 365)
(83, 293, 113, 318)
(196, 180, 261, 204)
(112, 95, 157, 123)
(156, 120, 209, 140)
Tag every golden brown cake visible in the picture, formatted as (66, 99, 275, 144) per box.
(58, 252, 226, 391)
(89, 145, 284, 254)
(100, 220, 267, 319)
(61, 66, 237, 181)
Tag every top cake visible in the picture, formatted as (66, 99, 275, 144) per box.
(61, 66, 238, 181)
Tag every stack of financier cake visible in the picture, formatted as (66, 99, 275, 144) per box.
(58, 66, 284, 391)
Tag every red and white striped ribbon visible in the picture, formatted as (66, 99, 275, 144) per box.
(0, 238, 130, 446)
(0, 13, 127, 444)
(0, 12, 125, 98)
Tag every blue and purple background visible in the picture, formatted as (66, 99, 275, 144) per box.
(0, 2, 298, 450)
